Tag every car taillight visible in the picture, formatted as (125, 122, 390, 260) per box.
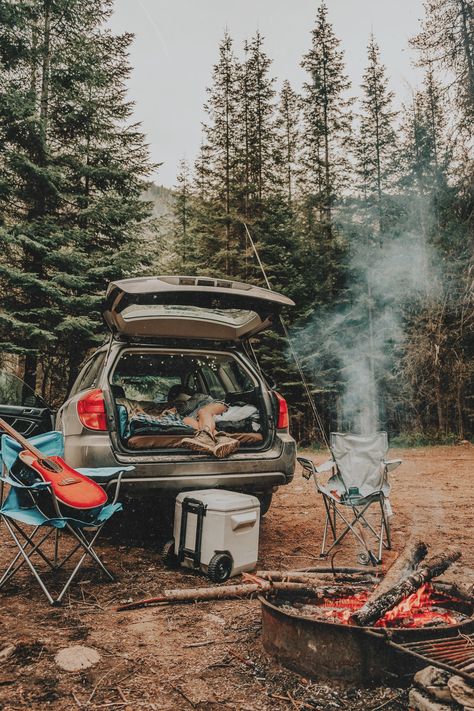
(77, 389, 107, 431)
(274, 391, 289, 429)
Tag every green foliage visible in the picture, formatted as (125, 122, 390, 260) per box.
(390, 431, 460, 447)
(0, 0, 155, 395)
(165, 1, 472, 443)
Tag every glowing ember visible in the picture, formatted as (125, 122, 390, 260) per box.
(318, 584, 458, 628)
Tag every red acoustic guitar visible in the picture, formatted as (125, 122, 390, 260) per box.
(0, 418, 108, 511)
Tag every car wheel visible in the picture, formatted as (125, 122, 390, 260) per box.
(162, 539, 179, 568)
(257, 492, 273, 516)
(207, 553, 233, 582)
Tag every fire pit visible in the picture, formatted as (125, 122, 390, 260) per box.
(260, 583, 474, 685)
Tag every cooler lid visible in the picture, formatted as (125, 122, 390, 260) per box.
(176, 489, 259, 512)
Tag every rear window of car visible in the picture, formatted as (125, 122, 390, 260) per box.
(110, 351, 256, 404)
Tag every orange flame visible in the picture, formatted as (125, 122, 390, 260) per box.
(319, 584, 458, 628)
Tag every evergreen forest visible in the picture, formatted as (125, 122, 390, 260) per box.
(0, 0, 472, 443)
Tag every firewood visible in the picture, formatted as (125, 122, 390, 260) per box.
(351, 550, 461, 627)
(265, 566, 378, 575)
(117, 579, 364, 611)
(360, 540, 428, 607)
(117, 581, 313, 610)
(253, 571, 376, 586)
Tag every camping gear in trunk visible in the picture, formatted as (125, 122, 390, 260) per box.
(163, 489, 260, 582)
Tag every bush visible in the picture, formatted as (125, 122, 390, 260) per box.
(389, 431, 460, 447)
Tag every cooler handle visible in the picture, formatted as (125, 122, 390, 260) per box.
(231, 511, 258, 531)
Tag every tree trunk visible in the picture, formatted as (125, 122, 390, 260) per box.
(23, 353, 38, 392)
(459, 0, 474, 113)
(39, 0, 51, 145)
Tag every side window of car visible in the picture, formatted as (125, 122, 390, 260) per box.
(200, 365, 226, 400)
(220, 360, 254, 392)
(70, 352, 106, 396)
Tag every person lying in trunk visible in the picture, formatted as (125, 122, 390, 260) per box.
(166, 386, 240, 458)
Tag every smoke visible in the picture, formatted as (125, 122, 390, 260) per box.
(292, 226, 441, 435)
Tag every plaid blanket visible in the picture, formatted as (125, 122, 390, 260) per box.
(126, 409, 193, 437)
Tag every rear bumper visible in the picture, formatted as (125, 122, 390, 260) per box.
(64, 432, 296, 494)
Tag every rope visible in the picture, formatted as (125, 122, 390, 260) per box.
(242, 222, 330, 450)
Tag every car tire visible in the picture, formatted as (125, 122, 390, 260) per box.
(207, 553, 233, 582)
(162, 539, 179, 568)
(257, 492, 273, 516)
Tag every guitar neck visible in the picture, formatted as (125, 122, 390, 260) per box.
(0, 417, 45, 460)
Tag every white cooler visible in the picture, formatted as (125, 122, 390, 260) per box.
(170, 489, 260, 582)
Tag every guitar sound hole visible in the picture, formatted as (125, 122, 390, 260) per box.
(39, 458, 61, 473)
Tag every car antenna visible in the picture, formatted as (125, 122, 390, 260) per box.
(242, 221, 330, 451)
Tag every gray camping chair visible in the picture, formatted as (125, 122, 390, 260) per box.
(298, 432, 402, 565)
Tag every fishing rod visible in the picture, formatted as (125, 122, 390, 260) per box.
(242, 222, 330, 450)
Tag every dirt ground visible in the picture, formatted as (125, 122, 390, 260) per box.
(0, 444, 473, 711)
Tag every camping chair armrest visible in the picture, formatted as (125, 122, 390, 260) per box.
(316, 458, 336, 473)
(297, 456, 334, 483)
(384, 459, 402, 472)
(297, 456, 317, 480)
(0, 475, 52, 491)
(0, 474, 63, 517)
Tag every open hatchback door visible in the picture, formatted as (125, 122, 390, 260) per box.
(103, 276, 294, 341)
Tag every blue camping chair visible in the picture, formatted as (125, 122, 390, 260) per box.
(0, 431, 133, 605)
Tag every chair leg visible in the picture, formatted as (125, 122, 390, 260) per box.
(381, 499, 392, 550)
(1, 518, 56, 605)
(321, 507, 329, 557)
(321, 496, 338, 557)
(55, 525, 114, 605)
(0, 525, 57, 589)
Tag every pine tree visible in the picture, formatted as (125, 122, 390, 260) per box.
(412, 0, 474, 126)
(300, 2, 352, 241)
(239, 31, 279, 211)
(355, 34, 398, 235)
(0, 0, 154, 396)
(195, 32, 241, 276)
(276, 80, 300, 208)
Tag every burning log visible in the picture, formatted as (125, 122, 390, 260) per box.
(361, 540, 428, 606)
(351, 550, 461, 627)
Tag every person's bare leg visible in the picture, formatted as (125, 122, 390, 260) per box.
(180, 403, 227, 454)
(193, 403, 240, 459)
(183, 403, 226, 433)
(196, 403, 227, 434)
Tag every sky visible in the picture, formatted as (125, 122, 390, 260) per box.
(109, 0, 426, 187)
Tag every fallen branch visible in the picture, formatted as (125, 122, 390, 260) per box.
(294, 566, 379, 575)
(117, 577, 367, 611)
(117, 581, 312, 611)
(253, 570, 375, 585)
(351, 550, 461, 626)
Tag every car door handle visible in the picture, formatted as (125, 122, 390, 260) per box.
(22, 408, 37, 415)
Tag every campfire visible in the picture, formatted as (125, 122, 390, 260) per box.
(281, 583, 465, 629)
(260, 541, 474, 685)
